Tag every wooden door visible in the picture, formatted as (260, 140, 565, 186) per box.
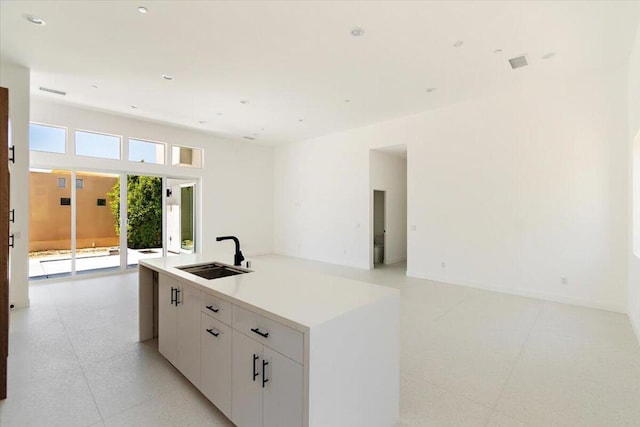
(1, 86, 9, 400)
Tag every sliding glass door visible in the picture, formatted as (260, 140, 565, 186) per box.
(28, 169, 196, 279)
(125, 175, 164, 268)
(75, 171, 121, 275)
(29, 169, 72, 279)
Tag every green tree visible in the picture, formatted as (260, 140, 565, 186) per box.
(108, 176, 162, 249)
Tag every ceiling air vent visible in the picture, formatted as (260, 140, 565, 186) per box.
(508, 56, 528, 69)
(39, 86, 67, 96)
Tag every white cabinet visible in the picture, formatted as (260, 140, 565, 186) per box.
(200, 313, 232, 419)
(157, 274, 202, 388)
(158, 274, 178, 365)
(231, 327, 303, 427)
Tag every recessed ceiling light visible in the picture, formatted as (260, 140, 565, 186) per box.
(298, 119, 304, 122)
(493, 49, 503, 54)
(131, 105, 139, 109)
(162, 74, 174, 81)
(542, 52, 556, 60)
(138, 6, 148, 14)
(453, 40, 464, 48)
(425, 88, 437, 93)
(344, 99, 351, 103)
(240, 99, 249, 104)
(25, 15, 46, 26)
(351, 27, 365, 37)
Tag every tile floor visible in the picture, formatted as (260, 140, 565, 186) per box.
(1, 255, 639, 426)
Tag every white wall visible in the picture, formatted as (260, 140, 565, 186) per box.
(30, 99, 274, 261)
(0, 62, 30, 308)
(275, 65, 629, 312)
(628, 22, 640, 341)
(370, 150, 407, 266)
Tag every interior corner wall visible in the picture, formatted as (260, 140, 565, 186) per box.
(274, 66, 629, 312)
(29, 99, 274, 262)
(370, 150, 407, 266)
(627, 22, 640, 341)
(0, 62, 30, 308)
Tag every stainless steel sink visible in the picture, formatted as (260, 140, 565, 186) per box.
(177, 262, 250, 280)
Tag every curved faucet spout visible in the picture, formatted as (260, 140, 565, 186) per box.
(216, 235, 245, 266)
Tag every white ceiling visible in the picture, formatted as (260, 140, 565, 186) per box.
(1, 1, 639, 146)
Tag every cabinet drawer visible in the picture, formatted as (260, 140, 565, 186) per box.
(233, 305, 303, 364)
(202, 292, 232, 325)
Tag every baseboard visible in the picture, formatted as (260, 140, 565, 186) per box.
(631, 315, 640, 347)
(405, 270, 626, 314)
(384, 256, 406, 265)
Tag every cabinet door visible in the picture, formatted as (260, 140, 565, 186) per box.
(158, 275, 178, 366)
(201, 314, 232, 418)
(176, 284, 201, 388)
(232, 330, 263, 427)
(263, 347, 303, 427)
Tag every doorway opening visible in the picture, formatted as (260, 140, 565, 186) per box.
(369, 145, 407, 270)
(166, 178, 197, 255)
(373, 190, 385, 266)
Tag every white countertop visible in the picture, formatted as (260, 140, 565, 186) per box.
(140, 254, 399, 331)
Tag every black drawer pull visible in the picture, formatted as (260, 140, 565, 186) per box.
(170, 287, 177, 305)
(9, 209, 15, 223)
(262, 359, 269, 388)
(175, 288, 181, 305)
(8, 146, 15, 163)
(9, 234, 14, 248)
(253, 354, 259, 381)
(205, 305, 219, 313)
(251, 327, 269, 338)
(206, 328, 219, 337)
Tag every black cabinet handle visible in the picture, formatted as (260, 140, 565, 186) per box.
(9, 209, 14, 223)
(205, 305, 219, 313)
(170, 287, 176, 305)
(175, 288, 181, 306)
(262, 359, 269, 388)
(253, 354, 259, 381)
(205, 328, 219, 337)
(9, 234, 14, 248)
(251, 327, 269, 338)
(8, 146, 15, 163)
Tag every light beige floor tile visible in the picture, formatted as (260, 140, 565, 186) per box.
(82, 344, 190, 419)
(486, 411, 528, 426)
(401, 335, 519, 407)
(0, 369, 102, 427)
(518, 332, 640, 392)
(102, 381, 232, 427)
(533, 302, 638, 352)
(496, 360, 640, 426)
(7, 334, 81, 391)
(398, 373, 492, 426)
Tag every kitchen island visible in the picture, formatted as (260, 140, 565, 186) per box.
(139, 254, 399, 427)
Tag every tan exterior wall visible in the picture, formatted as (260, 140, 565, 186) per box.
(29, 171, 119, 251)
